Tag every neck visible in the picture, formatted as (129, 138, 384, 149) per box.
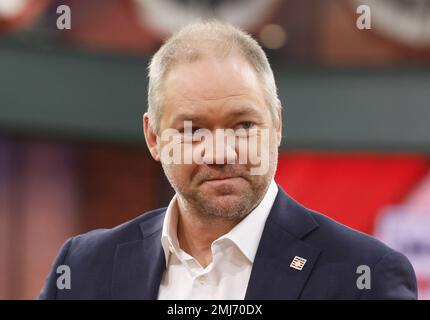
(176, 198, 240, 268)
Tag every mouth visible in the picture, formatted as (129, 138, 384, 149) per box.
(203, 176, 244, 185)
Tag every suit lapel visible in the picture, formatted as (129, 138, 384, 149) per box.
(111, 212, 166, 299)
(245, 187, 321, 300)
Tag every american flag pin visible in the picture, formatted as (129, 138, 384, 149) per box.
(290, 256, 307, 271)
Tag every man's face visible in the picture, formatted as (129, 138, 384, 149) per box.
(144, 53, 282, 220)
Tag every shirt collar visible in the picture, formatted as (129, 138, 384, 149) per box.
(160, 179, 279, 266)
(216, 179, 278, 262)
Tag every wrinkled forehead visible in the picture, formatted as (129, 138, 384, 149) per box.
(164, 51, 261, 93)
(159, 54, 271, 128)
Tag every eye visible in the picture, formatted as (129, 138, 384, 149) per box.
(179, 127, 201, 134)
(236, 122, 255, 130)
(178, 126, 201, 143)
(234, 121, 257, 138)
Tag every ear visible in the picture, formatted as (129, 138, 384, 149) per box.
(275, 105, 283, 147)
(143, 113, 160, 161)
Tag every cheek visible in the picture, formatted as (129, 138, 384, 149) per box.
(237, 131, 275, 165)
(164, 163, 197, 184)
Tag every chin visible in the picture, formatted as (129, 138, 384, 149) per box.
(204, 195, 251, 216)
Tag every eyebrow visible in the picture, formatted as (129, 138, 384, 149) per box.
(170, 105, 263, 126)
(170, 113, 205, 126)
(227, 105, 263, 119)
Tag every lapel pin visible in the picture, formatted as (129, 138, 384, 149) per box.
(290, 256, 307, 271)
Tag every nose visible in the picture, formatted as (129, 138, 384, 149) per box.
(202, 131, 237, 165)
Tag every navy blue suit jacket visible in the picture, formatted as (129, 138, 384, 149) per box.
(38, 186, 417, 299)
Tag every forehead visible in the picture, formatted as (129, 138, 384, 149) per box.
(160, 54, 270, 126)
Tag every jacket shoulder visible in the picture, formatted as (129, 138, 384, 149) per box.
(307, 209, 399, 261)
(69, 207, 166, 258)
(38, 207, 166, 299)
(300, 208, 416, 299)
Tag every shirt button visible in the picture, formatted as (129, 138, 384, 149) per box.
(197, 276, 206, 285)
(168, 245, 174, 253)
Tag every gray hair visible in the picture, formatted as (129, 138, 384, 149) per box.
(147, 20, 281, 133)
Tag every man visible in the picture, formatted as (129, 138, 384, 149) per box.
(38, 21, 417, 300)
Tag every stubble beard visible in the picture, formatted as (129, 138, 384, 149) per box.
(162, 149, 278, 223)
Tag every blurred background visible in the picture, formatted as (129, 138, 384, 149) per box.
(1, 0, 430, 299)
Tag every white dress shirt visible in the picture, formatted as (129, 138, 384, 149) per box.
(157, 179, 278, 300)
